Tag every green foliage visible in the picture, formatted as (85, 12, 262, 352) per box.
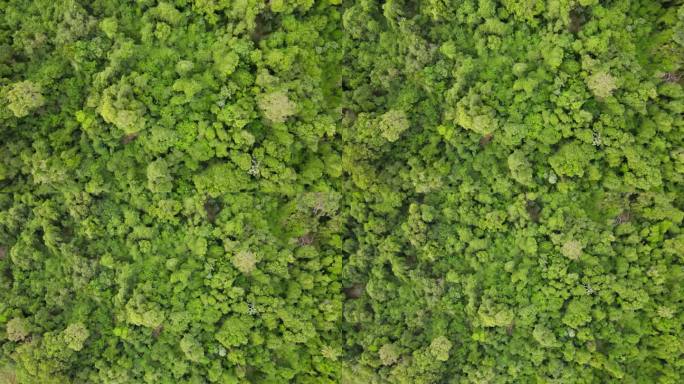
(340, 0, 684, 382)
(0, 0, 682, 383)
(0, 5, 344, 382)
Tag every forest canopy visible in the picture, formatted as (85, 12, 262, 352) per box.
(0, 0, 683, 383)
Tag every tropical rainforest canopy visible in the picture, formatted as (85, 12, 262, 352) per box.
(0, 0, 683, 383)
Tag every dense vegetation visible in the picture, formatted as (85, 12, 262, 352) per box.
(0, 1, 682, 383)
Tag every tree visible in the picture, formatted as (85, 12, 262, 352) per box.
(563, 298, 593, 329)
(258, 91, 297, 123)
(5, 81, 45, 118)
(180, 334, 205, 363)
(146, 159, 173, 193)
(428, 336, 452, 362)
(215, 317, 251, 348)
(508, 151, 534, 186)
(586, 72, 617, 98)
(6, 318, 30, 342)
(379, 343, 401, 365)
(549, 142, 593, 177)
(532, 325, 559, 348)
(232, 250, 258, 274)
(378, 110, 410, 142)
(62, 323, 89, 351)
(561, 240, 583, 260)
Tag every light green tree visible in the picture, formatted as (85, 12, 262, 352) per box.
(62, 323, 90, 351)
(6, 317, 30, 342)
(6, 81, 45, 118)
(258, 91, 297, 123)
(378, 110, 410, 142)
